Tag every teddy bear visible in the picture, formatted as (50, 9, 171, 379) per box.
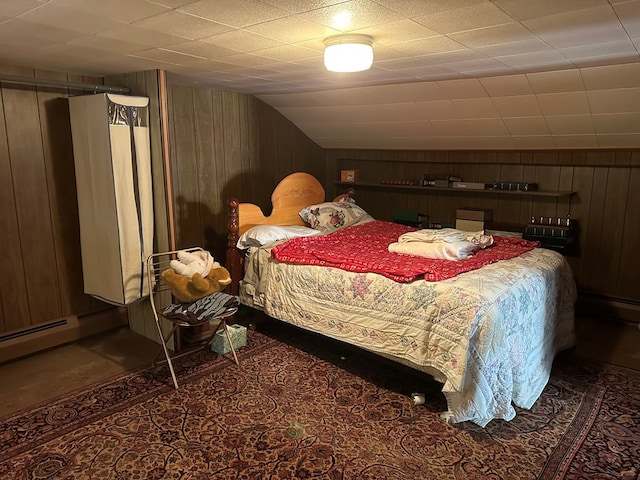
(169, 249, 214, 279)
(162, 264, 232, 303)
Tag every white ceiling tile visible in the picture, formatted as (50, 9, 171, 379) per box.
(437, 78, 488, 99)
(491, 0, 608, 21)
(373, 0, 488, 18)
(414, 3, 514, 35)
(526, 69, 586, 94)
(552, 135, 599, 148)
(98, 25, 189, 47)
(245, 15, 337, 43)
(66, 36, 149, 55)
(613, 0, 640, 38)
(446, 57, 510, 75)
(496, 50, 573, 70)
(357, 19, 439, 45)
(0, 0, 44, 16)
(523, 6, 629, 49)
(511, 135, 556, 148)
(475, 39, 552, 57)
(588, 88, 640, 114)
(414, 100, 461, 120)
(160, 40, 238, 59)
(503, 116, 549, 135)
(581, 63, 640, 90)
(545, 115, 594, 135)
(200, 30, 285, 53)
(465, 118, 509, 135)
(492, 95, 543, 117)
(56, 0, 169, 23)
(131, 47, 212, 65)
(297, 0, 404, 31)
(0, 19, 82, 48)
(387, 35, 467, 56)
(449, 22, 534, 48)
(597, 134, 640, 147)
(133, 11, 232, 40)
(537, 92, 591, 115)
(560, 41, 638, 62)
(592, 113, 640, 134)
(480, 74, 534, 96)
(453, 97, 500, 118)
(1, 0, 639, 149)
(179, 0, 288, 28)
(19, 3, 127, 35)
(429, 119, 471, 135)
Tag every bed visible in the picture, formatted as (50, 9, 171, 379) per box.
(226, 172, 576, 427)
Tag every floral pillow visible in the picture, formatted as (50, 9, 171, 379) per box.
(299, 202, 371, 232)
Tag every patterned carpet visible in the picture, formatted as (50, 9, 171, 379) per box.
(1, 322, 638, 480)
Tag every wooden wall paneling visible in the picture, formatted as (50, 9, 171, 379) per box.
(495, 164, 524, 225)
(566, 167, 594, 288)
(2, 80, 61, 325)
(532, 165, 561, 219)
(35, 70, 91, 316)
(169, 86, 199, 248)
(557, 166, 574, 218)
(0, 82, 31, 331)
(581, 167, 608, 292)
(217, 90, 250, 261)
(616, 167, 640, 299)
(192, 87, 218, 256)
(473, 163, 500, 217)
(596, 167, 630, 297)
(245, 97, 261, 199)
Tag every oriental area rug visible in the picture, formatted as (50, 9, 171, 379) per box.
(1, 322, 638, 480)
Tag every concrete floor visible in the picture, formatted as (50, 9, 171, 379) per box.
(0, 316, 638, 418)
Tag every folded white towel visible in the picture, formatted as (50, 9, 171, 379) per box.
(390, 228, 494, 260)
(388, 240, 478, 260)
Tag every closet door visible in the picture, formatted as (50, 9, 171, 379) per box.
(69, 94, 154, 305)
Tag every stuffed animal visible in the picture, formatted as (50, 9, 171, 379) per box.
(169, 249, 214, 279)
(162, 264, 232, 303)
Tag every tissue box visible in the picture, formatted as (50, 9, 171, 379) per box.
(211, 324, 247, 355)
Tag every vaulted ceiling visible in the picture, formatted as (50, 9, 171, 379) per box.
(1, 0, 639, 149)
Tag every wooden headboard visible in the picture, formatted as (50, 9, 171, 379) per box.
(227, 172, 326, 294)
(235, 172, 325, 236)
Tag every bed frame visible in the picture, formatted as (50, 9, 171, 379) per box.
(226, 172, 353, 295)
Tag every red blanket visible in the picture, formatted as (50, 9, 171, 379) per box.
(271, 220, 539, 282)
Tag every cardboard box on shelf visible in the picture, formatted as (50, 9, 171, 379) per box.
(455, 219, 485, 232)
(456, 208, 493, 222)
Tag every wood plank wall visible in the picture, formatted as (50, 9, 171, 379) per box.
(326, 149, 640, 320)
(166, 85, 324, 264)
(2, 59, 636, 347)
(0, 63, 109, 336)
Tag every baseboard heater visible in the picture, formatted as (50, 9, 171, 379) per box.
(577, 291, 640, 324)
(0, 319, 69, 344)
(0, 308, 128, 364)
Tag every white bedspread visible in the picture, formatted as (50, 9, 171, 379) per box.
(239, 244, 576, 427)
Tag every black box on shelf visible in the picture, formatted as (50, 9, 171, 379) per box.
(491, 182, 538, 191)
(392, 211, 428, 228)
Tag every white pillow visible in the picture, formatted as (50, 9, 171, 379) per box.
(236, 225, 318, 249)
(299, 201, 371, 232)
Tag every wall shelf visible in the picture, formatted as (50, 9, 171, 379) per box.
(335, 181, 576, 198)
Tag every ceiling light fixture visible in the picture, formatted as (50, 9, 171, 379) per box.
(323, 34, 374, 73)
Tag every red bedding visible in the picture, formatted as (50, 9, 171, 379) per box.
(270, 220, 540, 282)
